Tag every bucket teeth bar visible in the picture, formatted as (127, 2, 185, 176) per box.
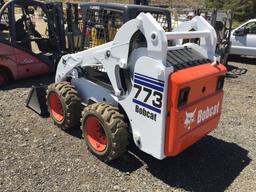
(26, 85, 49, 117)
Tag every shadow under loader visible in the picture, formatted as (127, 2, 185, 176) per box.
(20, 75, 250, 192)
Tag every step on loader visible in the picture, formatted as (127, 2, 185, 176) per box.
(27, 13, 226, 162)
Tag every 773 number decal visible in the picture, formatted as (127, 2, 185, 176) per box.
(134, 84, 163, 109)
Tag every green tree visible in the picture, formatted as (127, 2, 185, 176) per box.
(206, 0, 256, 22)
(205, 0, 225, 9)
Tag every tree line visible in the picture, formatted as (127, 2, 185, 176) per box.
(205, 0, 256, 21)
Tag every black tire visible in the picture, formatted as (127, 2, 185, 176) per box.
(46, 81, 81, 130)
(0, 69, 11, 86)
(81, 103, 129, 162)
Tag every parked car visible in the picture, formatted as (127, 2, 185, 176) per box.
(230, 19, 256, 56)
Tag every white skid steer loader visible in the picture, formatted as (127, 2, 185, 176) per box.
(27, 13, 227, 162)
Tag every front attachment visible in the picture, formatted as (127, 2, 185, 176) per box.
(25, 85, 49, 117)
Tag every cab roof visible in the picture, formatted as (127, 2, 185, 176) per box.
(80, 2, 170, 13)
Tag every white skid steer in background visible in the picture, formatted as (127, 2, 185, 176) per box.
(27, 13, 226, 162)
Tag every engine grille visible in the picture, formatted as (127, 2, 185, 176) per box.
(167, 47, 211, 71)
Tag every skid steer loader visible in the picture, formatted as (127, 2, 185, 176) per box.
(27, 13, 226, 162)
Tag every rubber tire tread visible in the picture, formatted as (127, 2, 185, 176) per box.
(46, 81, 81, 130)
(81, 103, 129, 162)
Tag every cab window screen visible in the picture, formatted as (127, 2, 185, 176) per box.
(0, 6, 10, 42)
(82, 9, 123, 49)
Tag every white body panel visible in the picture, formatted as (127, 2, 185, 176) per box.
(230, 19, 256, 56)
(119, 57, 172, 159)
(71, 78, 118, 105)
(55, 13, 217, 159)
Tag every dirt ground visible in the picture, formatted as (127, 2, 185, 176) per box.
(0, 57, 256, 192)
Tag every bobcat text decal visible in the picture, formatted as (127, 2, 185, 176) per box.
(184, 102, 220, 129)
(197, 102, 220, 124)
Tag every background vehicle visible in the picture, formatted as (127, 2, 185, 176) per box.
(230, 19, 256, 57)
(0, 0, 171, 86)
(0, 0, 66, 86)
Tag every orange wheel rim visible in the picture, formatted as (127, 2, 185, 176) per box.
(49, 92, 64, 122)
(85, 116, 107, 152)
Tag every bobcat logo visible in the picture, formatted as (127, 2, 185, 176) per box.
(184, 109, 196, 130)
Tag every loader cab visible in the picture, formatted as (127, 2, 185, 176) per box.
(79, 3, 171, 50)
(0, 0, 65, 85)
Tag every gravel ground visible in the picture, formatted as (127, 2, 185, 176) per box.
(0, 57, 255, 192)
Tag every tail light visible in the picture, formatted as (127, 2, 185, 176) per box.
(216, 76, 225, 91)
(178, 87, 190, 107)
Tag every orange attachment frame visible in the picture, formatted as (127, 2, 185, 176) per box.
(165, 64, 227, 156)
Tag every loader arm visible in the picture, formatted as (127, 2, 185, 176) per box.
(55, 13, 217, 97)
(172, 16, 217, 61)
(56, 13, 168, 96)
